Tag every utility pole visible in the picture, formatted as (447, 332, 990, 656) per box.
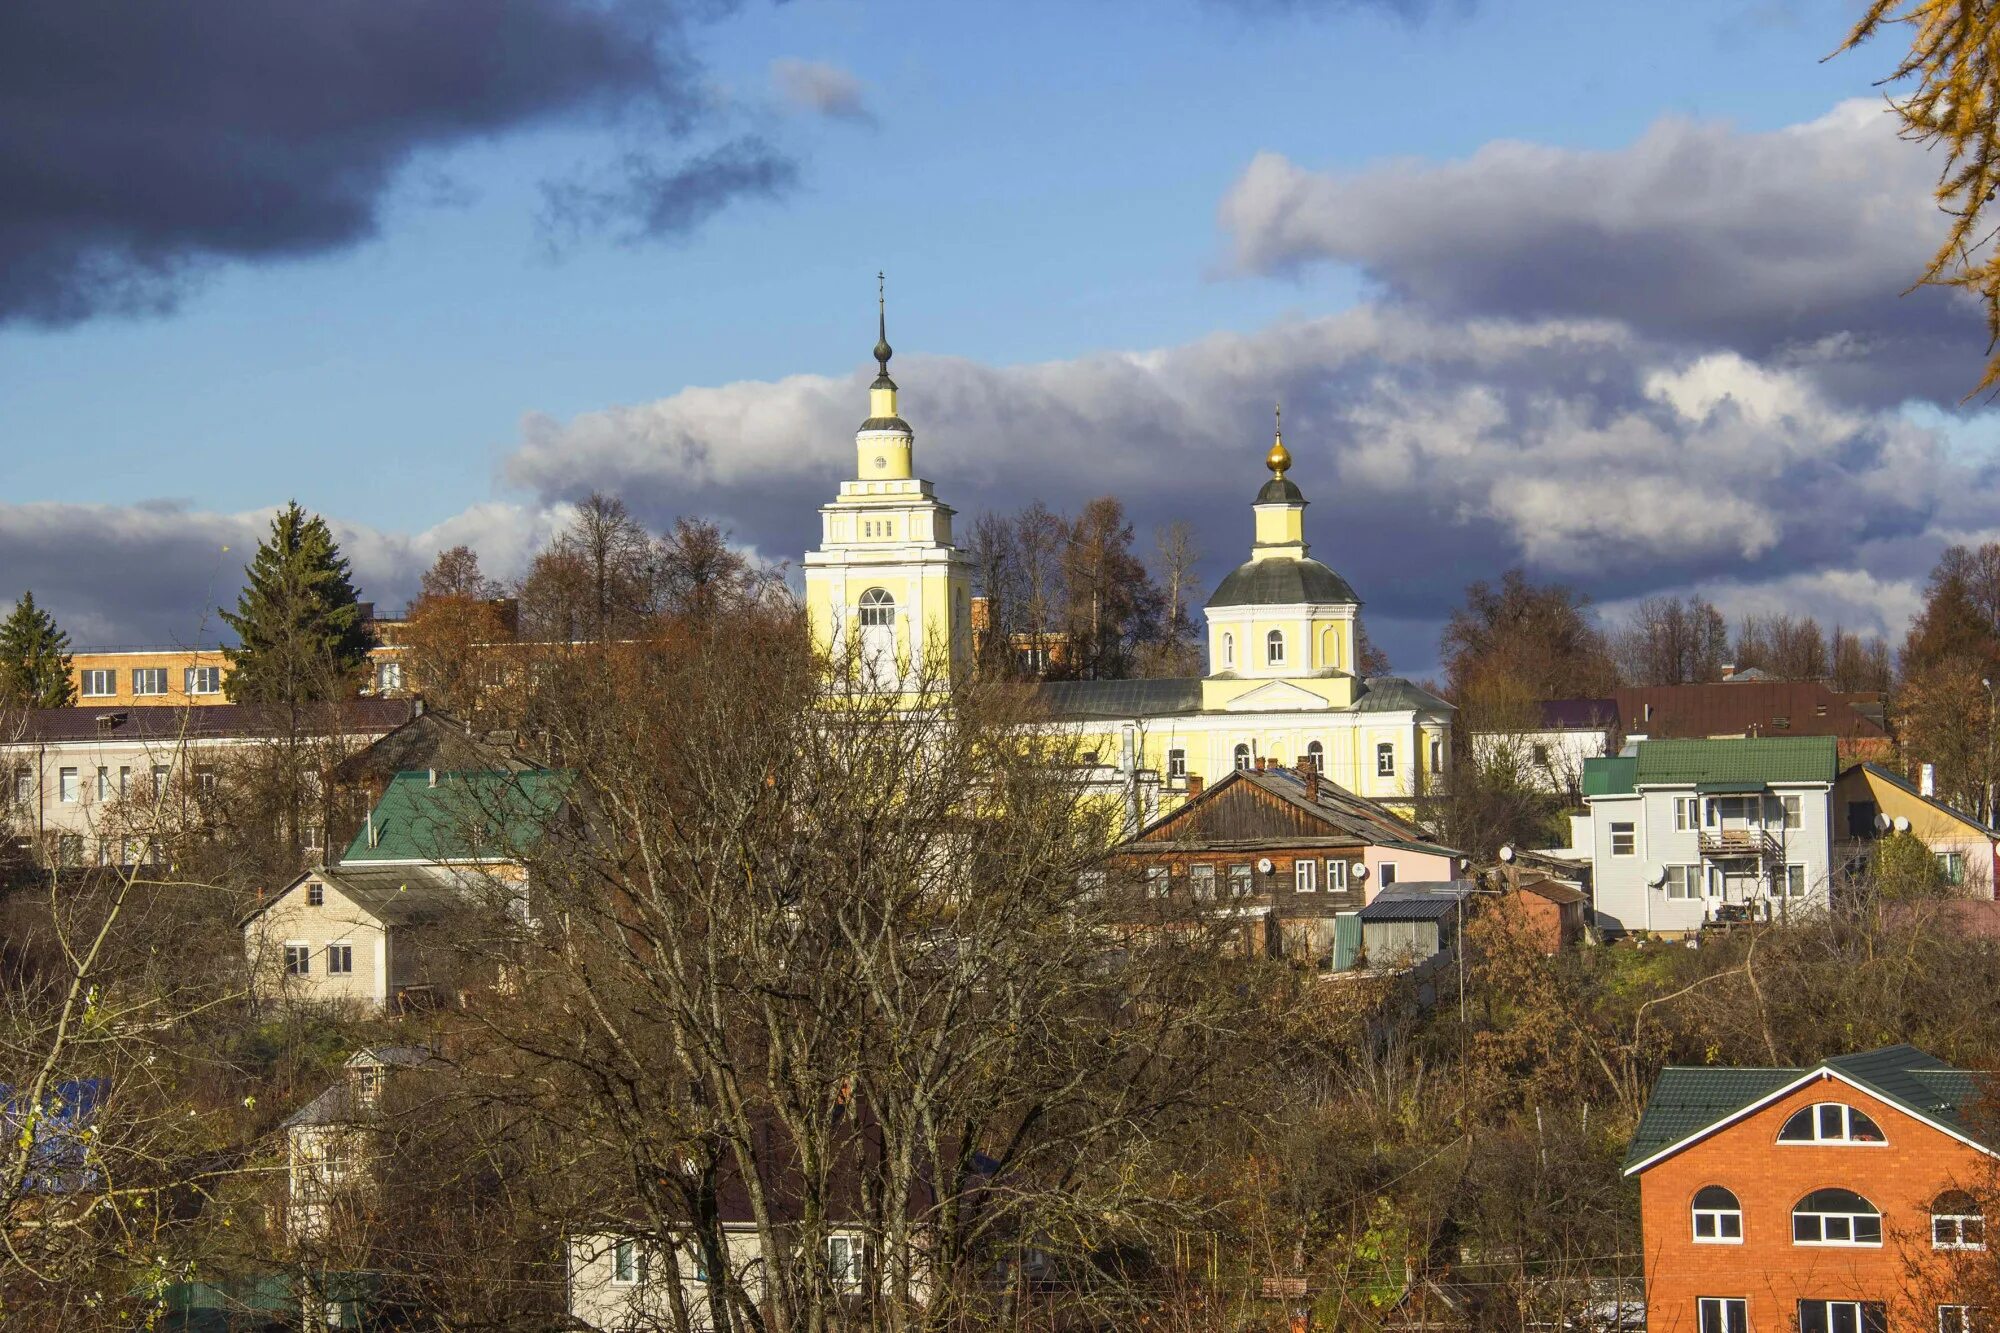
(1983, 677, 1996, 827)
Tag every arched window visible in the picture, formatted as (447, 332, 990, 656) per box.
(1792, 1189, 1882, 1246)
(1266, 630, 1285, 665)
(1305, 740, 1325, 773)
(1934, 1190, 1986, 1250)
(1222, 633, 1235, 668)
(858, 588, 896, 626)
(1779, 1103, 1885, 1144)
(1692, 1185, 1743, 1243)
(1233, 744, 1253, 772)
(1321, 626, 1339, 670)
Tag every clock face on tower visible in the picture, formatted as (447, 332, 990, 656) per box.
(873, 456, 886, 469)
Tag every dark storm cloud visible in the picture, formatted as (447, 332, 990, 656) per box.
(0, 0, 783, 325)
(1219, 101, 1988, 406)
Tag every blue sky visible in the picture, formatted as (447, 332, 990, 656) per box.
(1, 0, 1989, 669)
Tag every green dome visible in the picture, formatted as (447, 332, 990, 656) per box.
(1204, 556, 1359, 609)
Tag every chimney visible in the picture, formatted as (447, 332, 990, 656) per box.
(1305, 768, 1321, 804)
(1721, 662, 1736, 680)
(366, 807, 379, 848)
(1255, 756, 1268, 772)
(427, 768, 438, 788)
(1186, 773, 1204, 798)
(1921, 763, 1936, 798)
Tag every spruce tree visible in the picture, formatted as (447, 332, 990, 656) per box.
(0, 592, 76, 708)
(220, 502, 374, 704)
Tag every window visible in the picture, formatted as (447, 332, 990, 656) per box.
(1376, 743, 1395, 778)
(13, 769, 30, 804)
(1941, 851, 1969, 885)
(95, 838, 114, 867)
(612, 1238, 641, 1285)
(150, 765, 169, 798)
(1145, 866, 1170, 899)
(1940, 1306, 1983, 1333)
(117, 766, 130, 796)
(1774, 715, 1792, 730)
(1698, 1297, 1748, 1333)
(1378, 863, 1398, 887)
(1295, 860, 1317, 893)
(1610, 822, 1636, 857)
(79, 668, 114, 697)
(827, 1235, 859, 1287)
(1222, 633, 1235, 668)
(1234, 743, 1253, 772)
(1674, 797, 1698, 831)
(194, 766, 217, 797)
(1076, 870, 1107, 901)
(1798, 1300, 1886, 1333)
(57, 768, 78, 803)
(1779, 1103, 1886, 1144)
(1189, 864, 1216, 901)
(1784, 864, 1809, 898)
(131, 667, 168, 695)
(1664, 864, 1702, 900)
(1228, 864, 1252, 898)
(1792, 1188, 1883, 1245)
(326, 943, 353, 976)
(374, 661, 402, 694)
(95, 767, 109, 800)
(858, 588, 895, 627)
(1848, 800, 1880, 839)
(1531, 741, 1552, 767)
(1305, 740, 1324, 772)
(284, 944, 311, 977)
(1266, 630, 1285, 665)
(1783, 794, 1801, 829)
(184, 665, 221, 695)
(1692, 1186, 1743, 1243)
(1934, 1191, 1986, 1250)
(1326, 859, 1349, 894)
(1429, 735, 1443, 773)
(1167, 748, 1187, 781)
(54, 834, 83, 868)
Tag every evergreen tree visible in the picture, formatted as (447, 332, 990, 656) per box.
(0, 592, 76, 708)
(220, 502, 374, 704)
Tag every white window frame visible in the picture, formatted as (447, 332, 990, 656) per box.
(1429, 735, 1443, 773)
(150, 764, 169, 798)
(1798, 1300, 1884, 1333)
(1697, 1297, 1748, 1333)
(1940, 1305, 1981, 1333)
(611, 1238, 641, 1286)
(131, 667, 168, 696)
(1306, 740, 1325, 772)
(1294, 860, 1317, 893)
(79, 668, 114, 697)
(826, 1234, 861, 1289)
(307, 882, 325, 908)
(1784, 863, 1809, 898)
(1940, 851, 1969, 885)
(1265, 630, 1285, 665)
(1167, 749, 1187, 781)
(1189, 864, 1216, 901)
(1375, 743, 1395, 778)
(1234, 743, 1253, 772)
(1782, 794, 1802, 829)
(1609, 822, 1636, 857)
(57, 768, 78, 804)
(1378, 863, 1398, 887)
(1144, 866, 1170, 899)
(1933, 1195, 1986, 1251)
(184, 665, 222, 695)
(1222, 632, 1235, 668)
(283, 942, 312, 977)
(1792, 1190, 1884, 1246)
(1326, 859, 1349, 894)
(1779, 1102, 1887, 1145)
(1664, 864, 1701, 901)
(1227, 864, 1252, 898)
(95, 766, 109, 800)
(1674, 797, 1697, 831)
(1692, 1187, 1743, 1244)
(326, 942, 354, 976)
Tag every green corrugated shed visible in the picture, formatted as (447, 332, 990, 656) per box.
(1631, 736, 1837, 787)
(1581, 756, 1636, 796)
(1624, 1043, 1988, 1173)
(344, 769, 571, 863)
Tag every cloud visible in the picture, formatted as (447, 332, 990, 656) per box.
(769, 58, 874, 123)
(0, 0, 785, 325)
(1218, 100, 1985, 404)
(505, 306, 1990, 668)
(540, 138, 799, 247)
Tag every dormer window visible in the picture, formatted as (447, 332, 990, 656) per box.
(1778, 1103, 1885, 1144)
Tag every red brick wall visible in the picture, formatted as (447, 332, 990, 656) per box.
(1638, 1072, 1988, 1332)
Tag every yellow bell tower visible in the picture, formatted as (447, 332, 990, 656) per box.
(803, 277, 972, 691)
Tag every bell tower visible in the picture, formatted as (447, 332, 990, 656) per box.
(803, 277, 973, 691)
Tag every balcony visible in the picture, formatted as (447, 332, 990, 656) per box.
(1698, 829, 1782, 862)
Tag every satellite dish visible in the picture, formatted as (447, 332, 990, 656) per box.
(1646, 864, 1668, 887)
(1351, 864, 1370, 881)
(1256, 857, 1275, 875)
(1875, 812, 1892, 833)
(1894, 815, 1912, 833)
(1498, 845, 1516, 863)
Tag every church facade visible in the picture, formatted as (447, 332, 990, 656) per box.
(803, 299, 1453, 817)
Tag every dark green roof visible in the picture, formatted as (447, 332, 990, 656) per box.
(1582, 756, 1636, 796)
(1352, 677, 1455, 715)
(1624, 1044, 1988, 1174)
(1632, 736, 1838, 787)
(1256, 476, 1305, 504)
(1205, 557, 1359, 609)
(1032, 678, 1204, 720)
(342, 769, 570, 863)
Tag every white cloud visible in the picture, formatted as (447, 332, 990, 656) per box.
(769, 58, 873, 123)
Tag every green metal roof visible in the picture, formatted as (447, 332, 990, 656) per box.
(1624, 1044, 1989, 1173)
(342, 769, 569, 863)
(1582, 756, 1636, 797)
(1205, 556, 1359, 609)
(1632, 735, 1838, 787)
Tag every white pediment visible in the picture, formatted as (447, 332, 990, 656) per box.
(1221, 679, 1333, 712)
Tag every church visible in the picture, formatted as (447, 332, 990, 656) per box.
(803, 293, 1453, 818)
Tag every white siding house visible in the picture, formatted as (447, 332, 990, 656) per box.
(1575, 737, 1839, 937)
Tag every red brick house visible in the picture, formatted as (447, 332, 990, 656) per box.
(1625, 1045, 1993, 1333)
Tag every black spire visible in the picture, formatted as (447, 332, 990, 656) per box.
(872, 271, 896, 390)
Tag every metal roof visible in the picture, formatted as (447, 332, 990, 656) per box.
(1623, 1044, 1989, 1173)
(1614, 681, 1887, 741)
(1582, 756, 1636, 797)
(342, 769, 569, 863)
(8, 698, 416, 743)
(1205, 556, 1359, 609)
(1632, 736, 1838, 787)
(1357, 880, 1476, 922)
(1353, 677, 1455, 714)
(1031, 678, 1204, 719)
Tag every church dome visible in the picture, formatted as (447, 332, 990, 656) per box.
(1205, 555, 1359, 609)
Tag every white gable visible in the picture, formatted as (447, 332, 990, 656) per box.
(1220, 680, 1332, 713)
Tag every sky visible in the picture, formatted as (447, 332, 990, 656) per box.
(1, 0, 1994, 674)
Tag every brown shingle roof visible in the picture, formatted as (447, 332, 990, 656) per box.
(1612, 681, 1885, 741)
